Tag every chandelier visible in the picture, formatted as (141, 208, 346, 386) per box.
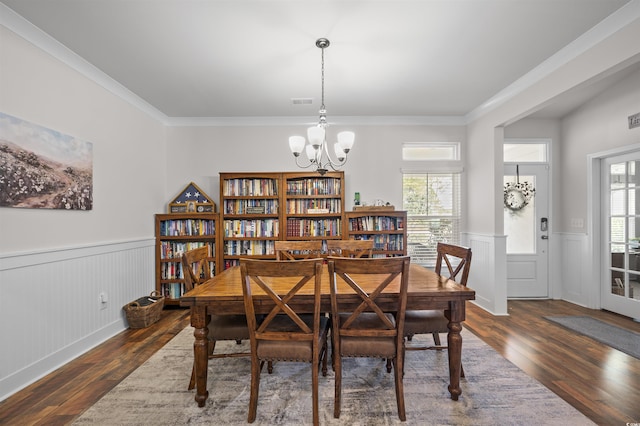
(288, 38, 355, 175)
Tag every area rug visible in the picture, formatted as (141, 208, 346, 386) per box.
(545, 316, 640, 359)
(73, 327, 594, 425)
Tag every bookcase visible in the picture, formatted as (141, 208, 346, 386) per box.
(220, 173, 282, 269)
(283, 171, 344, 241)
(219, 171, 345, 270)
(155, 213, 219, 305)
(344, 210, 407, 257)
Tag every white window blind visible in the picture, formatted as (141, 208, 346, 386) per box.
(402, 173, 461, 267)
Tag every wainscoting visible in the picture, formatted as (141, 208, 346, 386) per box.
(0, 239, 155, 401)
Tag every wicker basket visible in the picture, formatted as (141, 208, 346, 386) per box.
(123, 291, 164, 328)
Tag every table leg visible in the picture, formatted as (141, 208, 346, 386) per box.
(446, 301, 465, 400)
(191, 306, 209, 407)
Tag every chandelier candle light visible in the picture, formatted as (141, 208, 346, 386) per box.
(288, 38, 355, 175)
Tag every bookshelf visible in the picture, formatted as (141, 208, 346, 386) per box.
(220, 173, 281, 269)
(155, 213, 219, 305)
(283, 171, 344, 240)
(344, 210, 407, 257)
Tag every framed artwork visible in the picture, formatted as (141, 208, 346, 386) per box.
(0, 112, 93, 210)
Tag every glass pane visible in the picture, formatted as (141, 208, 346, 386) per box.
(629, 272, 639, 300)
(610, 217, 625, 243)
(504, 143, 547, 162)
(402, 143, 458, 161)
(610, 269, 625, 296)
(630, 252, 640, 273)
(630, 161, 639, 187)
(610, 162, 626, 189)
(611, 189, 625, 215)
(504, 175, 536, 254)
(630, 188, 639, 215)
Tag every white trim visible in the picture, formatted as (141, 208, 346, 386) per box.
(165, 115, 467, 127)
(0, 238, 155, 271)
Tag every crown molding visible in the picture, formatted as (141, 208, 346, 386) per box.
(165, 115, 466, 127)
(0, 3, 171, 124)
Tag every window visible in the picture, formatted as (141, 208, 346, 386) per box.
(403, 142, 459, 161)
(403, 173, 461, 267)
(504, 141, 548, 163)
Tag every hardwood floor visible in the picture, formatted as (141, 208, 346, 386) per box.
(1, 301, 638, 425)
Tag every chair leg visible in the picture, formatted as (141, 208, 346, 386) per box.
(312, 355, 320, 426)
(188, 363, 196, 390)
(247, 355, 261, 423)
(267, 360, 273, 374)
(432, 332, 441, 346)
(386, 358, 392, 373)
(321, 339, 328, 377)
(393, 357, 406, 421)
(461, 363, 465, 378)
(334, 355, 342, 419)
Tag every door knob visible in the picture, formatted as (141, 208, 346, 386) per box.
(541, 235, 549, 240)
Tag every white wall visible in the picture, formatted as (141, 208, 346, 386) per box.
(0, 25, 166, 400)
(164, 124, 467, 210)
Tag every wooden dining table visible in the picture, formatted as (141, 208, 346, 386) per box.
(180, 262, 476, 407)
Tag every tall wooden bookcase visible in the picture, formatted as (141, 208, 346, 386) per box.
(220, 173, 282, 269)
(154, 213, 219, 305)
(219, 171, 345, 270)
(283, 171, 344, 240)
(344, 210, 407, 257)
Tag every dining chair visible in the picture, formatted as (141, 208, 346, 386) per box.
(240, 258, 329, 426)
(181, 246, 251, 390)
(328, 256, 411, 421)
(274, 240, 323, 260)
(403, 242, 472, 376)
(326, 239, 374, 258)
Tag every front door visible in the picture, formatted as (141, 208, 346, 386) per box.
(504, 164, 549, 298)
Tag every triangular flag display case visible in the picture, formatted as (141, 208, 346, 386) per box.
(168, 182, 216, 213)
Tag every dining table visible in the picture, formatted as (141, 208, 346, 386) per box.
(180, 261, 476, 407)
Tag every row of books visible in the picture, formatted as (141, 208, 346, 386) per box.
(286, 198, 341, 214)
(160, 259, 216, 279)
(224, 240, 276, 255)
(349, 216, 404, 231)
(223, 219, 279, 238)
(286, 218, 342, 237)
(160, 241, 214, 259)
(223, 178, 278, 197)
(162, 283, 186, 299)
(223, 198, 279, 214)
(286, 178, 341, 196)
(159, 219, 216, 236)
(354, 234, 405, 251)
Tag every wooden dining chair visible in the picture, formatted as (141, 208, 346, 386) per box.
(181, 246, 251, 390)
(326, 239, 374, 258)
(328, 256, 411, 421)
(403, 242, 472, 376)
(274, 240, 323, 260)
(240, 258, 329, 426)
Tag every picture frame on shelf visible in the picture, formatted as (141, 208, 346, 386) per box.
(168, 182, 215, 213)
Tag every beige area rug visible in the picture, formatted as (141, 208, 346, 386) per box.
(73, 327, 594, 425)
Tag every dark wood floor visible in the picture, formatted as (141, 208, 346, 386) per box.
(1, 300, 638, 425)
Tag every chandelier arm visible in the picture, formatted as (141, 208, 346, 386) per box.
(294, 155, 316, 170)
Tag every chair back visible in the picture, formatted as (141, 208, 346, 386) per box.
(274, 240, 323, 260)
(181, 246, 212, 291)
(326, 239, 374, 258)
(435, 242, 472, 286)
(240, 258, 324, 345)
(328, 256, 411, 343)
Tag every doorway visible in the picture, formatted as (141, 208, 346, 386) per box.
(503, 140, 550, 298)
(601, 152, 640, 318)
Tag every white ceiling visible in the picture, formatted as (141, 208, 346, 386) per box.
(1, 0, 637, 124)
